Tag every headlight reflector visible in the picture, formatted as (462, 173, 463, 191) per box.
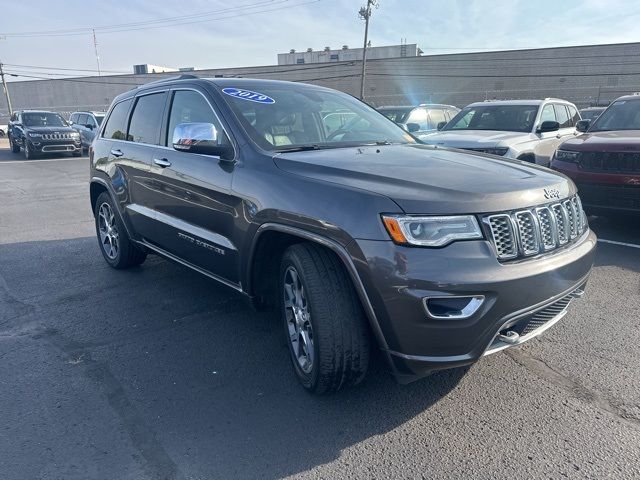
(555, 150, 580, 162)
(382, 215, 482, 247)
(484, 147, 509, 156)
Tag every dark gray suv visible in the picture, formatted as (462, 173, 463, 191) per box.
(89, 76, 596, 393)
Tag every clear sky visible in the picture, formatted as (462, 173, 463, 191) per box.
(1, 0, 640, 79)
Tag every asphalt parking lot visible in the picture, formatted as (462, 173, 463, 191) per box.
(0, 141, 639, 480)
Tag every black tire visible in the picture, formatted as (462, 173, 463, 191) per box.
(10, 135, 20, 153)
(280, 243, 370, 394)
(94, 192, 147, 269)
(23, 138, 36, 159)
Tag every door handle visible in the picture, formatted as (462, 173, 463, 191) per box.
(153, 157, 171, 167)
(110, 149, 123, 157)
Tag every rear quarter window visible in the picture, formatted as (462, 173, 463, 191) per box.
(103, 99, 132, 140)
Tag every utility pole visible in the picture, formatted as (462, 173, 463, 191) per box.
(358, 0, 378, 100)
(92, 29, 101, 76)
(0, 61, 13, 116)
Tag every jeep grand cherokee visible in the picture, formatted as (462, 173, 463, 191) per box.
(89, 76, 596, 393)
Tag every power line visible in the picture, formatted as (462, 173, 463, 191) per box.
(3, 63, 128, 73)
(0, 0, 320, 38)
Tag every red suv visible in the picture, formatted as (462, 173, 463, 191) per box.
(552, 94, 640, 214)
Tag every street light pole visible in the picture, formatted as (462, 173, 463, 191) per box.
(0, 60, 13, 116)
(358, 0, 378, 100)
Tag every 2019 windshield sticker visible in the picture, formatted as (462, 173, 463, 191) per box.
(222, 88, 275, 104)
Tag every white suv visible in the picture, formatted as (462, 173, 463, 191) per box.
(422, 99, 580, 166)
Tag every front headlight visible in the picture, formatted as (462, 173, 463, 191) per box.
(28, 132, 42, 138)
(484, 147, 509, 156)
(71, 132, 80, 138)
(382, 215, 483, 247)
(555, 150, 580, 162)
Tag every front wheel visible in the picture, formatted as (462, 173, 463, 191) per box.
(23, 139, 36, 159)
(10, 135, 20, 153)
(280, 243, 370, 394)
(94, 192, 147, 269)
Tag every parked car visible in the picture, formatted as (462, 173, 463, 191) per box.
(377, 104, 460, 139)
(8, 110, 82, 159)
(70, 111, 106, 149)
(579, 106, 606, 122)
(422, 99, 581, 166)
(552, 94, 640, 214)
(90, 76, 595, 393)
(0, 124, 7, 137)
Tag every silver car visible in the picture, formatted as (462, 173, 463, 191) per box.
(422, 99, 580, 166)
(69, 111, 106, 149)
(377, 104, 460, 140)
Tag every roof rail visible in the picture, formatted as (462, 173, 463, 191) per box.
(136, 74, 199, 88)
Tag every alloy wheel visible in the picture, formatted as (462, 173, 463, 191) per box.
(97, 202, 119, 260)
(283, 265, 315, 374)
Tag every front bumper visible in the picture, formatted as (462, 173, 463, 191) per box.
(348, 229, 597, 383)
(552, 159, 640, 212)
(26, 138, 82, 154)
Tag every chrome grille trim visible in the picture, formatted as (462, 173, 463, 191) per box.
(485, 195, 587, 261)
(487, 214, 518, 260)
(42, 133, 72, 140)
(514, 210, 539, 256)
(535, 206, 556, 251)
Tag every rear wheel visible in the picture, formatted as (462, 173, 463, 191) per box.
(280, 243, 370, 394)
(94, 192, 146, 269)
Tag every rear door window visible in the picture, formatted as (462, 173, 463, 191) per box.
(554, 104, 571, 128)
(567, 105, 580, 126)
(128, 92, 167, 145)
(103, 99, 132, 140)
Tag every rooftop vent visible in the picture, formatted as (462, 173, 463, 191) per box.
(289, 49, 296, 53)
(324, 46, 331, 51)
(307, 47, 313, 52)
(342, 45, 349, 50)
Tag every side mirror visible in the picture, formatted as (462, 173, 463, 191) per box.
(405, 122, 420, 133)
(575, 119, 590, 133)
(85, 124, 94, 130)
(537, 120, 560, 133)
(437, 121, 447, 131)
(172, 122, 234, 160)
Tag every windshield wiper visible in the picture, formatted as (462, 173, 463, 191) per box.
(273, 144, 323, 153)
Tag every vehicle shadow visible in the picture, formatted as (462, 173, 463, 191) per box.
(589, 213, 640, 273)
(0, 237, 470, 480)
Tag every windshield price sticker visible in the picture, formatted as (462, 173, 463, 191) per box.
(222, 88, 275, 104)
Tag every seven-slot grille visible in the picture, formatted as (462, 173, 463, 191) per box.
(578, 151, 640, 173)
(485, 195, 587, 261)
(42, 132, 73, 140)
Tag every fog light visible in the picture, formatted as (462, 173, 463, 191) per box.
(424, 295, 484, 319)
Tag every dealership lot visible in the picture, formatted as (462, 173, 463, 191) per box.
(0, 143, 639, 479)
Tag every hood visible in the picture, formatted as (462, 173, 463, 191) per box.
(560, 130, 640, 152)
(24, 125, 76, 133)
(273, 144, 573, 214)
(422, 130, 532, 149)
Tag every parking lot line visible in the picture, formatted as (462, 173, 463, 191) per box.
(0, 157, 85, 165)
(598, 238, 640, 249)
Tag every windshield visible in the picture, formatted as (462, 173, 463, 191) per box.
(443, 105, 539, 133)
(590, 100, 640, 132)
(218, 84, 416, 151)
(378, 108, 412, 124)
(22, 112, 67, 127)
